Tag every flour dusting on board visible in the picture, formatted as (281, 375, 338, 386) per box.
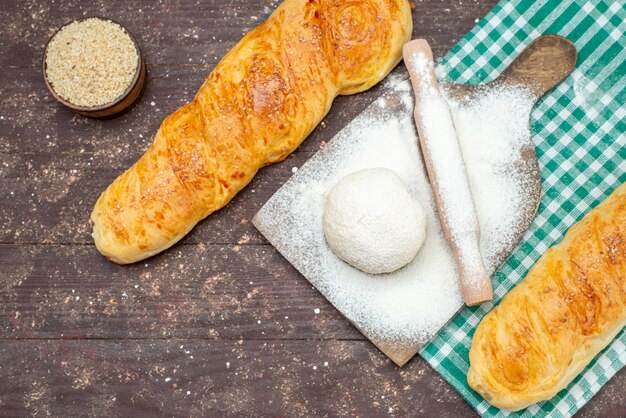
(408, 50, 486, 288)
(257, 97, 460, 345)
(445, 84, 536, 269)
(254, 79, 537, 350)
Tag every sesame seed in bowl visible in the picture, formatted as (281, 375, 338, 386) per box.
(43, 17, 146, 118)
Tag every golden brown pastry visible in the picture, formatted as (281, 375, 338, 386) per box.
(90, 0, 413, 264)
(468, 183, 626, 411)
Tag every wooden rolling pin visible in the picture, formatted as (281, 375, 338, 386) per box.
(403, 39, 492, 306)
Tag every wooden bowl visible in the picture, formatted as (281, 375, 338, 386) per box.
(42, 17, 147, 118)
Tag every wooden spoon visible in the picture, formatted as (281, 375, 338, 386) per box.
(404, 39, 492, 306)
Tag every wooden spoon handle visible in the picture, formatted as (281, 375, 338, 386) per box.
(498, 34, 577, 98)
(403, 39, 492, 306)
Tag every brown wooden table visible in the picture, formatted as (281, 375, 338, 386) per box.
(1, 1, 624, 416)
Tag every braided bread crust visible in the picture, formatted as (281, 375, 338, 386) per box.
(468, 183, 626, 411)
(91, 0, 412, 263)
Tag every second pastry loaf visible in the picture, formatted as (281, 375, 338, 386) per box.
(91, 0, 413, 263)
(468, 182, 626, 411)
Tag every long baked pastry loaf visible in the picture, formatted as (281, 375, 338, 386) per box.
(468, 183, 626, 411)
(91, 0, 412, 264)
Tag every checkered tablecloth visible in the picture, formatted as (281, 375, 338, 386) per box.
(419, 0, 626, 417)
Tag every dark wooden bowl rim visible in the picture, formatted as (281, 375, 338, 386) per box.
(42, 16, 144, 113)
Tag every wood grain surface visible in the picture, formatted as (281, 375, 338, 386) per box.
(1, 0, 623, 416)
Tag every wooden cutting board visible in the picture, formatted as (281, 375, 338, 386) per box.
(253, 35, 577, 366)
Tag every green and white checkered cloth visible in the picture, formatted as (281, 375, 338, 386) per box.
(420, 0, 626, 417)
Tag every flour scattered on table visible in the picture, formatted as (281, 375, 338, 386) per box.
(255, 86, 461, 346)
(380, 70, 408, 90)
(254, 80, 539, 349)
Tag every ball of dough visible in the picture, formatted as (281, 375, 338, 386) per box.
(323, 168, 427, 274)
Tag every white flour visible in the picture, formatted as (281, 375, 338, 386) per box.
(408, 51, 486, 286)
(254, 79, 537, 347)
(421, 94, 477, 233)
(260, 107, 460, 344)
(445, 84, 536, 269)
